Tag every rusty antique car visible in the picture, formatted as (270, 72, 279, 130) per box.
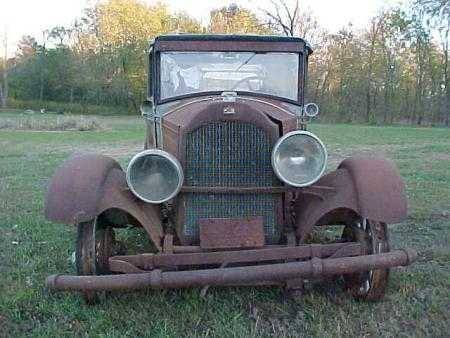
(45, 35, 416, 303)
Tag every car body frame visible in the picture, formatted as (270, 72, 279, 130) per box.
(44, 35, 416, 303)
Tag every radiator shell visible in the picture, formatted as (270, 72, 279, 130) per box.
(180, 121, 282, 244)
(160, 98, 298, 246)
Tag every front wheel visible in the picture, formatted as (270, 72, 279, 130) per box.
(75, 217, 115, 303)
(342, 218, 390, 300)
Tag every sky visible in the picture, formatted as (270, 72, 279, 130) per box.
(0, 0, 406, 57)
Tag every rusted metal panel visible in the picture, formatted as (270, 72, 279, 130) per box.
(199, 217, 265, 249)
(45, 153, 121, 224)
(295, 168, 358, 242)
(96, 169, 164, 251)
(45, 153, 164, 251)
(162, 97, 296, 144)
(151, 35, 311, 54)
(338, 156, 407, 223)
(295, 156, 408, 242)
(46, 249, 417, 292)
(170, 100, 280, 141)
(153, 40, 306, 53)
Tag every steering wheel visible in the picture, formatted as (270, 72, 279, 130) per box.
(231, 75, 263, 91)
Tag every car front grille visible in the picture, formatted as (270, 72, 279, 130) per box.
(183, 121, 282, 244)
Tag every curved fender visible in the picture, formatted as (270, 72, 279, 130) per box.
(295, 156, 407, 242)
(45, 153, 164, 251)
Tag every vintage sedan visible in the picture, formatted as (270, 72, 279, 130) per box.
(45, 35, 416, 303)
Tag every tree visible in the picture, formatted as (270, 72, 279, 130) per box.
(0, 59, 4, 107)
(170, 12, 203, 33)
(48, 26, 72, 46)
(1, 31, 8, 107)
(209, 4, 271, 34)
(74, 0, 203, 110)
(8, 36, 41, 101)
(364, 16, 382, 123)
(415, 0, 450, 126)
(16, 35, 38, 59)
(260, 0, 321, 43)
(261, 0, 299, 36)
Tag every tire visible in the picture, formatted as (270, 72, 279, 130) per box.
(75, 217, 115, 304)
(342, 218, 390, 301)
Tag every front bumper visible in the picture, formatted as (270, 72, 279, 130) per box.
(46, 243, 417, 292)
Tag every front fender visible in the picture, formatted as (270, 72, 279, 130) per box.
(295, 156, 407, 242)
(45, 153, 164, 250)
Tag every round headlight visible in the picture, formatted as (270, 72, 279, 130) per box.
(303, 102, 319, 117)
(272, 131, 327, 187)
(140, 100, 154, 116)
(126, 149, 183, 204)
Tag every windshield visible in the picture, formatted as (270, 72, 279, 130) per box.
(160, 52, 299, 101)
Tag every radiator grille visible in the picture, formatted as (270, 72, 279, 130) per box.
(183, 121, 282, 243)
(185, 121, 279, 187)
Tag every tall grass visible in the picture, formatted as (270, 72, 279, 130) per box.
(0, 114, 104, 131)
(7, 98, 132, 115)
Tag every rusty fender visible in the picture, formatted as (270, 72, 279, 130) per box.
(295, 156, 407, 241)
(46, 249, 417, 291)
(45, 153, 164, 250)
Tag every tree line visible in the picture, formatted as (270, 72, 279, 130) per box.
(0, 0, 448, 126)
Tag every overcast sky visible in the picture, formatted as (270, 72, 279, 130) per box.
(0, 0, 406, 57)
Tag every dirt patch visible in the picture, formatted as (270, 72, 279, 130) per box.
(326, 145, 392, 170)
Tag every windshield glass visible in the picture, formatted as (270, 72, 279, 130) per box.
(160, 52, 299, 101)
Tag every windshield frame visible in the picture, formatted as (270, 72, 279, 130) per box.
(156, 51, 302, 104)
(150, 46, 306, 107)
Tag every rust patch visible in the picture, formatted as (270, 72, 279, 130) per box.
(199, 217, 265, 249)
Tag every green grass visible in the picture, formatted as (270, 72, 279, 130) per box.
(1, 111, 449, 337)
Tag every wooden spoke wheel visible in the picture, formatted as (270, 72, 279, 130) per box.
(342, 218, 390, 300)
(75, 217, 115, 304)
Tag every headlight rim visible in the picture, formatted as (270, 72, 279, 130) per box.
(126, 149, 184, 204)
(271, 130, 327, 187)
(303, 102, 320, 117)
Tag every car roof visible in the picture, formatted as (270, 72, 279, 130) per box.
(150, 34, 313, 54)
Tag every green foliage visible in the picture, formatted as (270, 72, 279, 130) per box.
(6, 0, 204, 113)
(209, 5, 271, 34)
(308, 5, 449, 126)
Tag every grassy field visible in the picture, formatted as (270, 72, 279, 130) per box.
(0, 111, 449, 337)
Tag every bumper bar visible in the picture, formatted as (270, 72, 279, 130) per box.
(46, 249, 417, 292)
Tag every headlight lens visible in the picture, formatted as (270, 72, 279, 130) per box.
(272, 131, 327, 187)
(126, 149, 183, 203)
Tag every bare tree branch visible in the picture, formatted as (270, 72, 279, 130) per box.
(261, 0, 303, 37)
(261, 1, 292, 36)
